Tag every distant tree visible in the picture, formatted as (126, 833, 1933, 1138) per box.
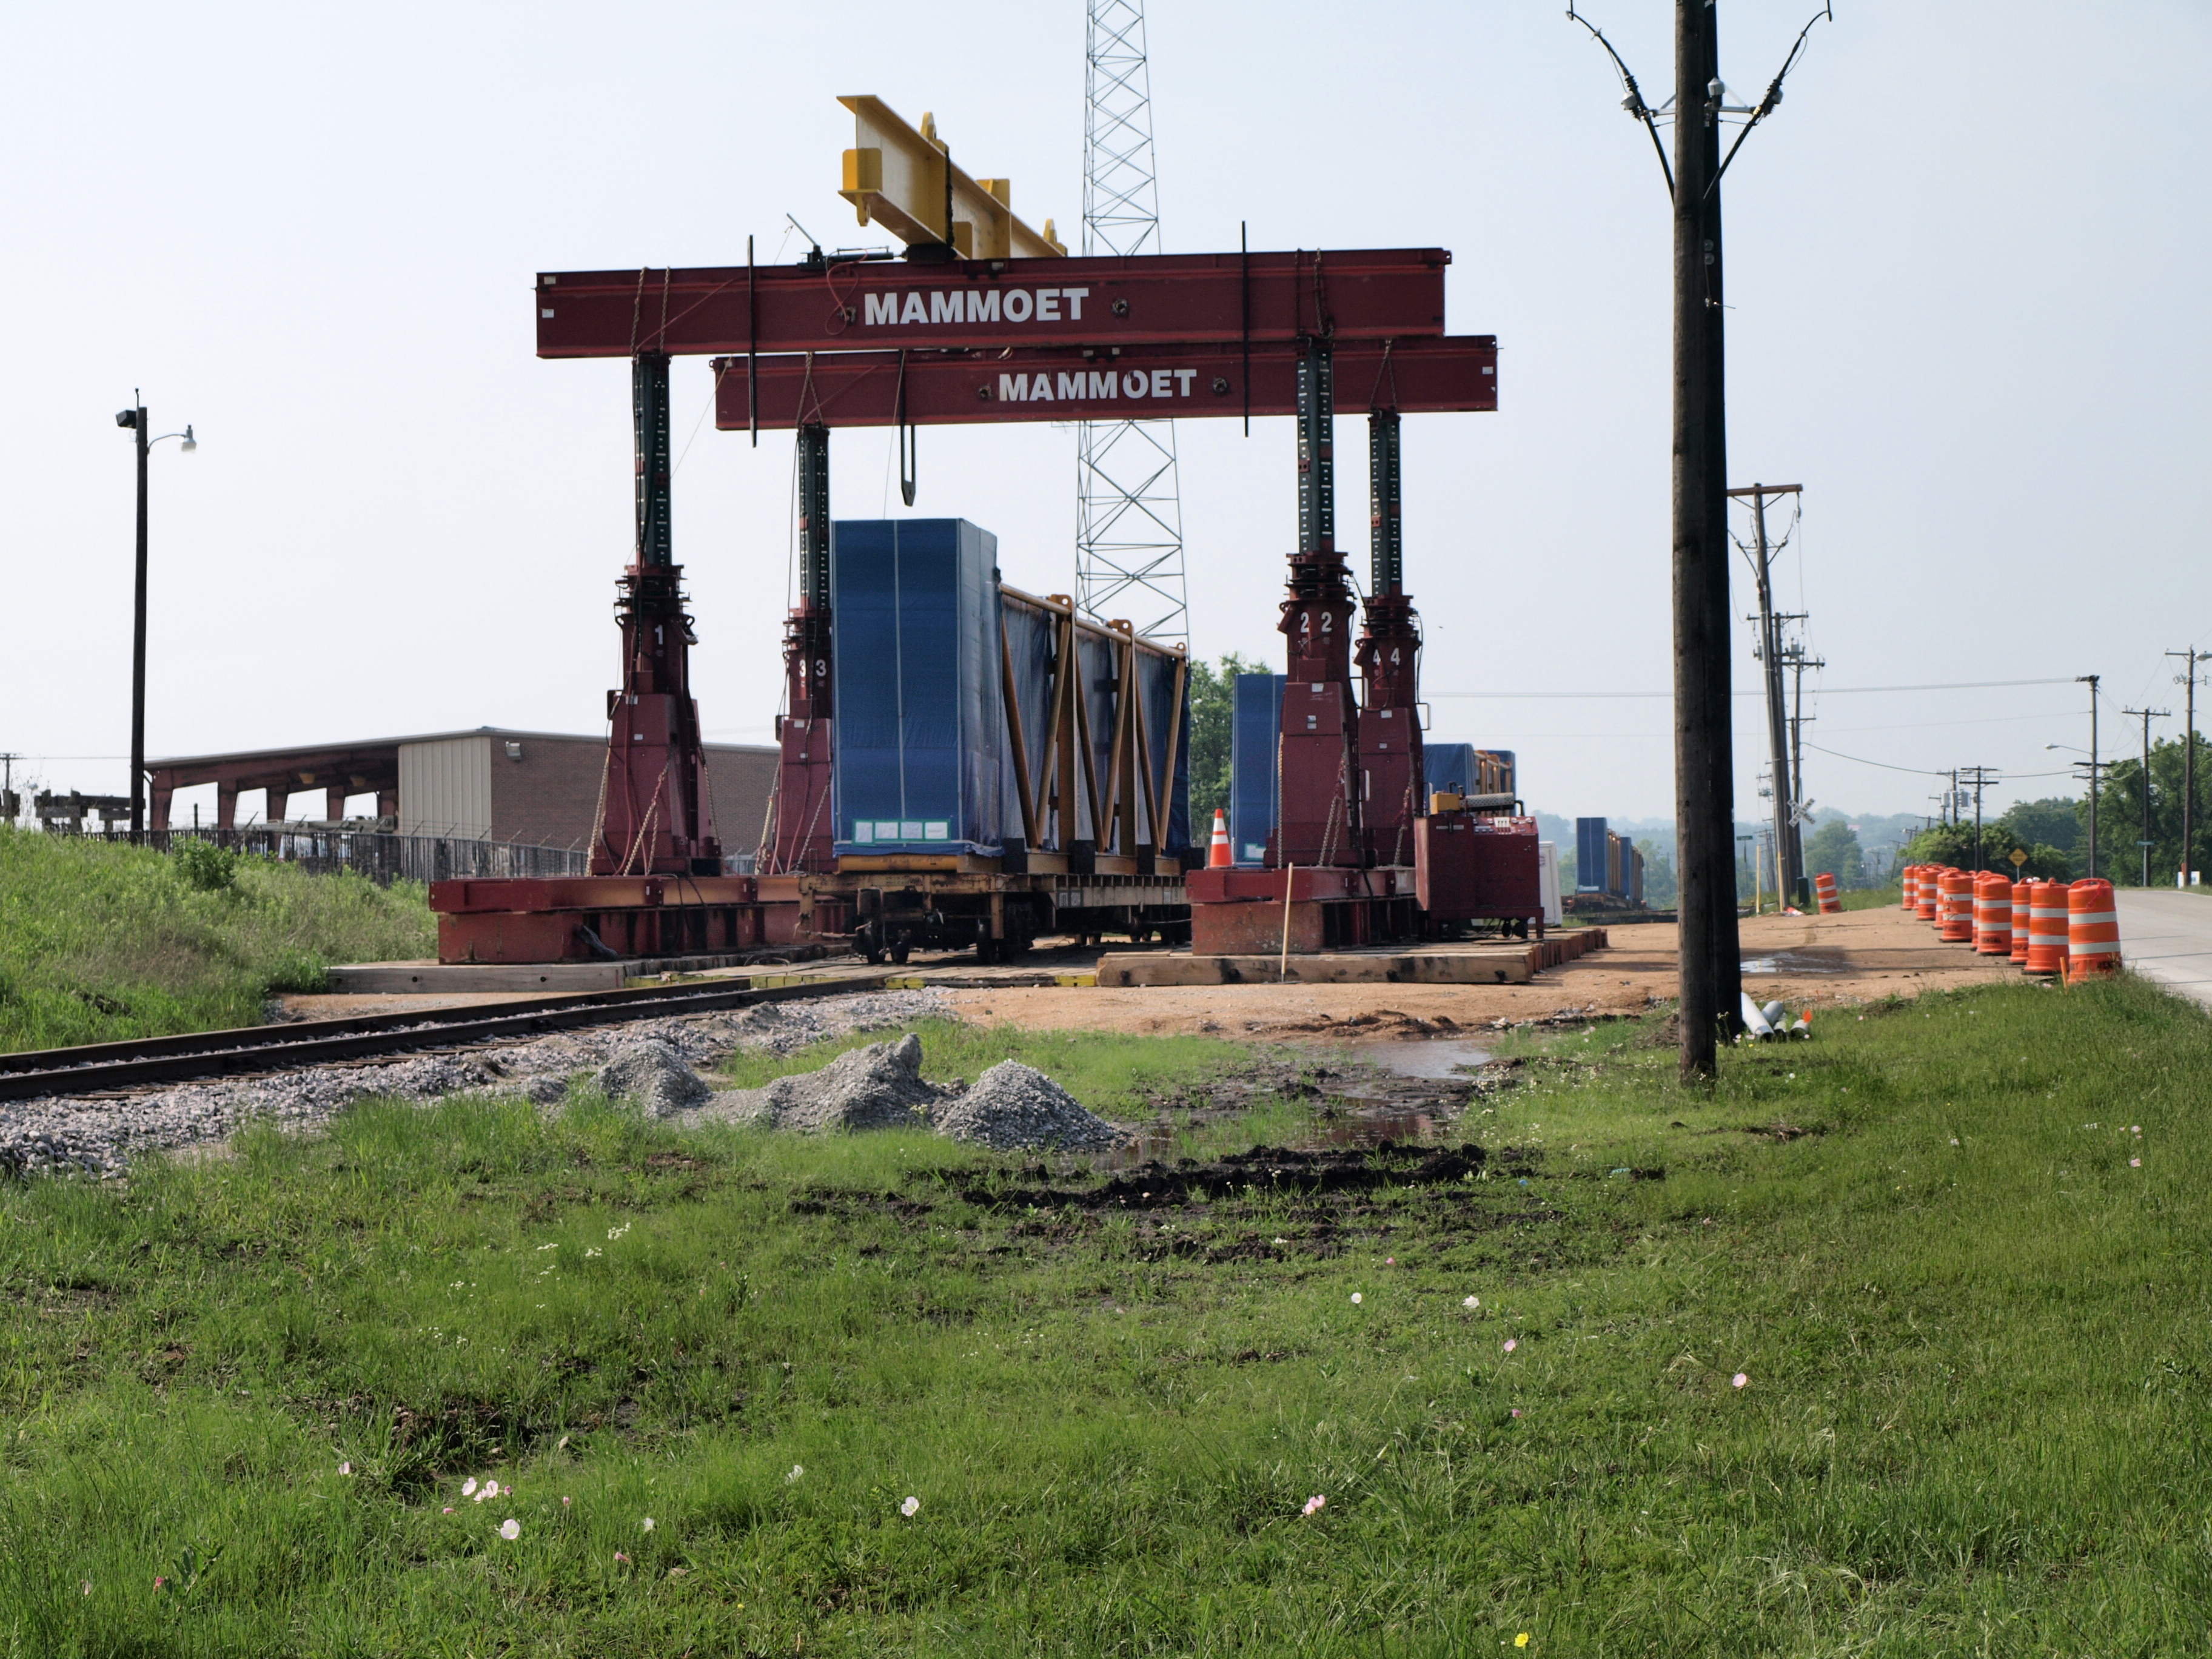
(1997, 797, 2083, 856)
(1185, 652, 1265, 828)
(1802, 819, 1866, 888)
(2089, 733, 2212, 886)
(1903, 821, 2071, 881)
(1634, 837, 1677, 907)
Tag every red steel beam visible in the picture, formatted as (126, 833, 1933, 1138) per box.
(537, 249, 1449, 358)
(708, 337, 1498, 431)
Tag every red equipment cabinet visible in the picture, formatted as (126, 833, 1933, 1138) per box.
(1415, 813, 1543, 936)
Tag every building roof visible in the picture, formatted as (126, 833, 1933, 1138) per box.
(151, 727, 773, 768)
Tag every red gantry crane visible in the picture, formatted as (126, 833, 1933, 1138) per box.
(432, 97, 1503, 965)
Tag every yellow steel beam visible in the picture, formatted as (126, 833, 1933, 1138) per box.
(838, 95, 1065, 260)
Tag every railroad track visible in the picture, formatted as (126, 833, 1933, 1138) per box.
(0, 970, 894, 1103)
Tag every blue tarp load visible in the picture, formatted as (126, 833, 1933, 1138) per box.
(1230, 672, 1289, 865)
(832, 521, 1189, 863)
(831, 519, 1005, 856)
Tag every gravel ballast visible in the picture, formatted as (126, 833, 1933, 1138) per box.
(0, 988, 948, 1179)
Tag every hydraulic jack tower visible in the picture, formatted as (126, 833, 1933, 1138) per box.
(1274, 340, 1363, 869)
(770, 424, 836, 871)
(594, 352, 722, 876)
(1354, 409, 1424, 866)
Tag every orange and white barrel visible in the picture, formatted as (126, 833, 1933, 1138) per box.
(1815, 871, 1842, 914)
(1917, 865, 1942, 922)
(1939, 868, 1975, 942)
(2009, 878, 2033, 967)
(1901, 863, 1920, 910)
(1974, 872, 2013, 955)
(2065, 879, 2120, 984)
(2025, 881, 2071, 978)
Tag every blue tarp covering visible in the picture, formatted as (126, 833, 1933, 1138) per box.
(1229, 673, 1288, 865)
(831, 520, 1005, 856)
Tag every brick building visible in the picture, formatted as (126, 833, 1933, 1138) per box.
(149, 728, 777, 856)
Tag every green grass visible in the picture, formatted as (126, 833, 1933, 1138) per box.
(0, 831, 435, 1052)
(1835, 884, 1903, 911)
(5, 980, 2212, 1654)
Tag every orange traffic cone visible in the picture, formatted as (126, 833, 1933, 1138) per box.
(1207, 808, 1232, 868)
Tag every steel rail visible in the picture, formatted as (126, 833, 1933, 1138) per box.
(0, 971, 889, 1104)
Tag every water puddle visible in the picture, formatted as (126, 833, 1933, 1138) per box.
(1742, 951, 1847, 976)
(1338, 1039, 1493, 1080)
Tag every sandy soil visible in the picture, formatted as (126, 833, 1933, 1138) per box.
(942, 905, 2016, 1039)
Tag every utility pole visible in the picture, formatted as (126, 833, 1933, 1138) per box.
(2172, 649, 2204, 888)
(2123, 705, 2168, 886)
(1959, 765, 1997, 869)
(1569, 1, 1829, 1079)
(2078, 674, 2100, 880)
(1785, 637, 1823, 897)
(1728, 481, 1802, 911)
(1669, 0, 1737, 1075)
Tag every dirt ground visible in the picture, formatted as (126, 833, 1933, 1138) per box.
(280, 905, 2013, 1042)
(941, 905, 2019, 1039)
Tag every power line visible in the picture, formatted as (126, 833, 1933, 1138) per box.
(1430, 675, 2079, 700)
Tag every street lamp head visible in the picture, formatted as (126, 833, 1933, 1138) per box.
(179, 425, 196, 453)
(115, 409, 138, 429)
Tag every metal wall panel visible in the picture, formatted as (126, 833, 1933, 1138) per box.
(399, 737, 492, 839)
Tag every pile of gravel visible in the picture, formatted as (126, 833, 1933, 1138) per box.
(932, 1059, 1122, 1151)
(589, 1037, 713, 1117)
(699, 1033, 948, 1133)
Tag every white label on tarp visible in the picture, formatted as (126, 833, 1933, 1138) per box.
(853, 822, 875, 843)
(924, 822, 950, 840)
(900, 821, 924, 840)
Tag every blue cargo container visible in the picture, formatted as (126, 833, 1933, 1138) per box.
(1424, 743, 1479, 797)
(1575, 816, 1608, 893)
(831, 519, 1006, 856)
(1229, 673, 1289, 865)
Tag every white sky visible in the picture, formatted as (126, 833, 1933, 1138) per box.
(4, 1, 2208, 824)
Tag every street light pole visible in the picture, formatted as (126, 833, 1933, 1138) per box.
(2078, 674, 2100, 880)
(116, 395, 195, 839)
(129, 394, 149, 837)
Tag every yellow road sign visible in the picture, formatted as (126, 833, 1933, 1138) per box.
(839, 96, 1065, 260)
(2009, 848, 2028, 868)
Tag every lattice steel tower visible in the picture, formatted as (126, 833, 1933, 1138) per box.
(1076, 0, 1187, 643)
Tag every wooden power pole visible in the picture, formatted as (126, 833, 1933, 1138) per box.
(1570, 1, 1831, 1079)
